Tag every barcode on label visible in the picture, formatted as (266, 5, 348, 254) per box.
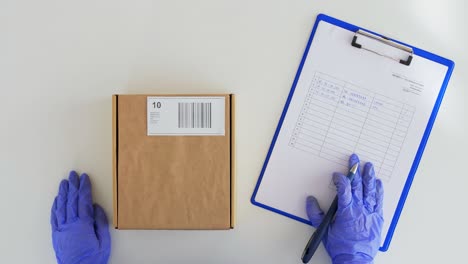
(147, 96, 224, 136)
(178, 102, 212, 128)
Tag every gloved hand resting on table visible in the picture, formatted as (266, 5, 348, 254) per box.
(306, 154, 384, 264)
(50, 171, 111, 264)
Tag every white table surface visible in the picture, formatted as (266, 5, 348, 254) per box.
(1, 0, 467, 263)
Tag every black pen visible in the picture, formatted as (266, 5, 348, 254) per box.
(301, 162, 359, 263)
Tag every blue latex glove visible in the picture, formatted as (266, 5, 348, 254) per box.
(50, 171, 111, 264)
(306, 154, 384, 264)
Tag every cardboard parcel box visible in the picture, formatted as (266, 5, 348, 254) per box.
(112, 94, 235, 229)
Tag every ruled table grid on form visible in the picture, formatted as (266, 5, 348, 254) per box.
(289, 72, 415, 181)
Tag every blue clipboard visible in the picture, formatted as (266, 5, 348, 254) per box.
(251, 13, 455, 252)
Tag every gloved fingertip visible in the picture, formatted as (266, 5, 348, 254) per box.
(376, 179, 384, 197)
(305, 196, 324, 227)
(332, 172, 347, 184)
(78, 173, 94, 219)
(69, 170, 78, 178)
(79, 173, 91, 190)
(306, 195, 317, 203)
(363, 162, 376, 188)
(364, 162, 375, 176)
(375, 179, 384, 213)
(66, 171, 80, 221)
(306, 196, 321, 212)
(364, 161, 372, 172)
(68, 171, 79, 188)
(349, 153, 360, 168)
(333, 173, 349, 193)
(56, 181, 68, 225)
(58, 180, 68, 196)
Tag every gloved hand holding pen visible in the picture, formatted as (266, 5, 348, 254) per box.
(306, 154, 384, 264)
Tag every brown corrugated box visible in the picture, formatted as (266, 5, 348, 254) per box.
(112, 94, 236, 229)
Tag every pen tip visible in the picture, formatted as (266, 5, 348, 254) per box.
(350, 163, 359, 174)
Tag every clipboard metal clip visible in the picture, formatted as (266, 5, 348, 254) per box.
(351, 30, 413, 66)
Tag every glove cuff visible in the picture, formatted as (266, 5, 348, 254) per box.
(332, 253, 373, 264)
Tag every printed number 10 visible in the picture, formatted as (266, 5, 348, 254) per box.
(152, 102, 161, 108)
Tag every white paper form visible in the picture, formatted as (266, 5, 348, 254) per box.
(253, 21, 448, 246)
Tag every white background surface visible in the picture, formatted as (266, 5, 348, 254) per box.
(1, 0, 466, 263)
